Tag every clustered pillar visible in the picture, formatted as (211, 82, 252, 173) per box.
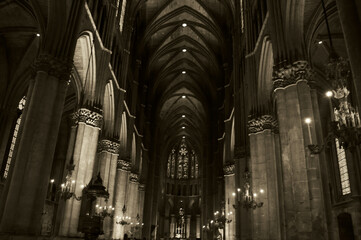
(59, 108, 103, 237)
(248, 115, 281, 239)
(170, 214, 176, 238)
(126, 172, 139, 233)
(0, 55, 72, 238)
(96, 139, 120, 239)
(273, 61, 327, 238)
(112, 159, 130, 239)
(223, 163, 236, 240)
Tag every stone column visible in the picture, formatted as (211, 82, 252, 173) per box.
(0, 55, 72, 237)
(223, 163, 236, 240)
(196, 215, 201, 239)
(170, 214, 176, 238)
(164, 216, 170, 240)
(126, 173, 139, 227)
(96, 139, 120, 239)
(186, 215, 191, 238)
(273, 61, 327, 239)
(138, 184, 145, 233)
(112, 159, 130, 239)
(248, 115, 281, 240)
(59, 108, 102, 237)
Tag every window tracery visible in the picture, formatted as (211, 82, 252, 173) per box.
(167, 140, 198, 179)
(335, 139, 351, 195)
(2, 96, 26, 179)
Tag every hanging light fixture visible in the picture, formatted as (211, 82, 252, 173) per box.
(115, 205, 131, 225)
(306, 0, 361, 154)
(213, 202, 232, 229)
(51, 162, 82, 201)
(232, 171, 264, 210)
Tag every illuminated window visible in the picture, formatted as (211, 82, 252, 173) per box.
(119, 0, 127, 32)
(3, 96, 26, 179)
(240, 0, 244, 33)
(335, 139, 351, 195)
(167, 140, 198, 179)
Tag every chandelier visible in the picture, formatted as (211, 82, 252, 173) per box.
(233, 171, 263, 210)
(306, 56, 361, 154)
(50, 163, 82, 201)
(133, 213, 144, 230)
(115, 205, 131, 225)
(95, 200, 115, 218)
(306, 0, 361, 154)
(327, 56, 361, 149)
(213, 204, 232, 229)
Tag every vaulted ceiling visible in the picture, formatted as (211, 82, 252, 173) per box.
(137, 0, 233, 154)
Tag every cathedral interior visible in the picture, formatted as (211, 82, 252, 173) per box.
(0, 0, 361, 239)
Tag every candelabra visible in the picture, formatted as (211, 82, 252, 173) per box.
(115, 205, 131, 225)
(133, 214, 144, 230)
(213, 204, 232, 229)
(95, 200, 115, 218)
(304, 0, 361, 154)
(232, 171, 263, 210)
(304, 57, 361, 154)
(50, 163, 82, 201)
(202, 223, 212, 232)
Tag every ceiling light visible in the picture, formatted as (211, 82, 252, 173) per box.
(182, 48, 187, 52)
(182, 115, 185, 118)
(318, 40, 323, 45)
(182, 71, 186, 74)
(182, 23, 187, 27)
(182, 126, 185, 129)
(182, 136, 185, 139)
(36, 33, 40, 37)
(182, 95, 186, 99)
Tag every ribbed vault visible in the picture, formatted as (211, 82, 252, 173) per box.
(138, 0, 231, 162)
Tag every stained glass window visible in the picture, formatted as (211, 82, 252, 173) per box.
(167, 154, 171, 177)
(335, 139, 351, 195)
(195, 155, 198, 178)
(167, 140, 198, 179)
(240, 0, 244, 33)
(171, 149, 175, 179)
(3, 96, 26, 179)
(119, 0, 127, 32)
(177, 153, 183, 179)
(191, 152, 195, 178)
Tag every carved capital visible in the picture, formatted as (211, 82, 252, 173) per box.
(248, 115, 278, 134)
(129, 173, 139, 183)
(117, 159, 131, 171)
(292, 60, 311, 81)
(73, 108, 103, 128)
(223, 163, 235, 176)
(273, 60, 312, 89)
(33, 54, 73, 81)
(98, 139, 120, 154)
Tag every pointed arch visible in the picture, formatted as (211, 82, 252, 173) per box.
(120, 111, 128, 154)
(230, 116, 235, 159)
(103, 80, 115, 137)
(73, 32, 96, 104)
(257, 37, 274, 108)
(131, 133, 136, 166)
